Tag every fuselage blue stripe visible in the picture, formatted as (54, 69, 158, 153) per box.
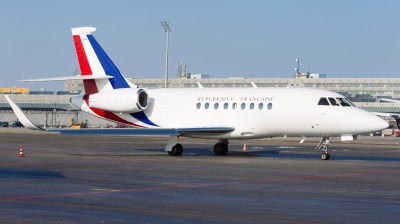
(130, 111, 159, 127)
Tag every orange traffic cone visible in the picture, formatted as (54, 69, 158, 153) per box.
(19, 146, 24, 157)
(243, 142, 247, 151)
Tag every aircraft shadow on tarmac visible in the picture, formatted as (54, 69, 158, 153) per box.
(128, 147, 400, 161)
(244, 151, 400, 161)
(0, 168, 64, 179)
(62, 147, 400, 162)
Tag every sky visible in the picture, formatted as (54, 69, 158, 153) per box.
(0, 0, 399, 91)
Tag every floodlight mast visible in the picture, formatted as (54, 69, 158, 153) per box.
(161, 21, 171, 88)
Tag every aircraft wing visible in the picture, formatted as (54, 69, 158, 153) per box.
(46, 126, 234, 136)
(4, 94, 235, 136)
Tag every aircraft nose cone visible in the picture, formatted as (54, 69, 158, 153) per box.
(350, 110, 389, 134)
(373, 116, 390, 131)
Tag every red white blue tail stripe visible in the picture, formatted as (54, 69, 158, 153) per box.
(71, 27, 158, 127)
(72, 27, 135, 94)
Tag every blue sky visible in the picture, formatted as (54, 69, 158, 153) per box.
(0, 0, 399, 90)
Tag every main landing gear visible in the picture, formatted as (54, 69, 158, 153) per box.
(214, 139, 229, 155)
(316, 137, 330, 160)
(167, 139, 230, 156)
(168, 143, 183, 156)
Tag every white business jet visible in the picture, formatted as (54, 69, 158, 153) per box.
(5, 27, 388, 160)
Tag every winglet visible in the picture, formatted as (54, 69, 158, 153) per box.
(4, 95, 45, 131)
(251, 82, 258, 88)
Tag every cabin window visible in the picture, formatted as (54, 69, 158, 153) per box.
(241, 103, 246, 110)
(214, 103, 219, 109)
(224, 103, 228, 109)
(328, 98, 340, 106)
(196, 102, 201, 109)
(205, 103, 209, 109)
(318, 97, 330, 106)
(232, 103, 237, 110)
(336, 98, 351, 107)
(250, 103, 254, 110)
(267, 103, 273, 110)
(258, 103, 264, 110)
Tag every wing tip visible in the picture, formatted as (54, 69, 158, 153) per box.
(4, 95, 45, 131)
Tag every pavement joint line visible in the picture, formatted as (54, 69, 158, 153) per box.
(90, 189, 121, 192)
(1, 169, 399, 201)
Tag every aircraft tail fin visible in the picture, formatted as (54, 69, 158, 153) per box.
(71, 27, 135, 95)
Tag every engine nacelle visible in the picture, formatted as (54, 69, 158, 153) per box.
(88, 88, 149, 113)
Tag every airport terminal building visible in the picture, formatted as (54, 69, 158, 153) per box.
(1, 73, 400, 128)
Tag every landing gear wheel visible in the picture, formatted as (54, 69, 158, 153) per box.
(168, 143, 183, 156)
(316, 137, 331, 160)
(320, 153, 330, 160)
(214, 143, 226, 155)
(222, 144, 228, 154)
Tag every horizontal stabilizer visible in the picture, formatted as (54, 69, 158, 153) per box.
(71, 27, 97, 35)
(19, 75, 113, 82)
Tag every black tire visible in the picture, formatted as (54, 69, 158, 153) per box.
(320, 153, 330, 160)
(168, 148, 177, 156)
(168, 144, 183, 156)
(175, 143, 183, 156)
(221, 144, 228, 154)
(214, 143, 224, 155)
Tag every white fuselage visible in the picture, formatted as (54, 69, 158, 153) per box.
(71, 87, 388, 139)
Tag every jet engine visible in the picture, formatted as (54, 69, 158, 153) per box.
(88, 88, 149, 113)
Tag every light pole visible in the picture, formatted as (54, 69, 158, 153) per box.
(161, 21, 171, 88)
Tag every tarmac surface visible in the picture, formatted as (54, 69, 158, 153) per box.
(0, 128, 399, 223)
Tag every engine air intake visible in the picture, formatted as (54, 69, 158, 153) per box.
(137, 89, 149, 110)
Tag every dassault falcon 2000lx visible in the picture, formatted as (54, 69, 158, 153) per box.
(5, 27, 388, 160)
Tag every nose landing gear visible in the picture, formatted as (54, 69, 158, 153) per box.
(320, 152, 330, 160)
(316, 137, 330, 160)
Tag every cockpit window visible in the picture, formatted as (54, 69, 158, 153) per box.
(336, 98, 352, 107)
(344, 98, 356, 107)
(319, 97, 356, 107)
(318, 97, 330, 106)
(328, 98, 340, 106)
